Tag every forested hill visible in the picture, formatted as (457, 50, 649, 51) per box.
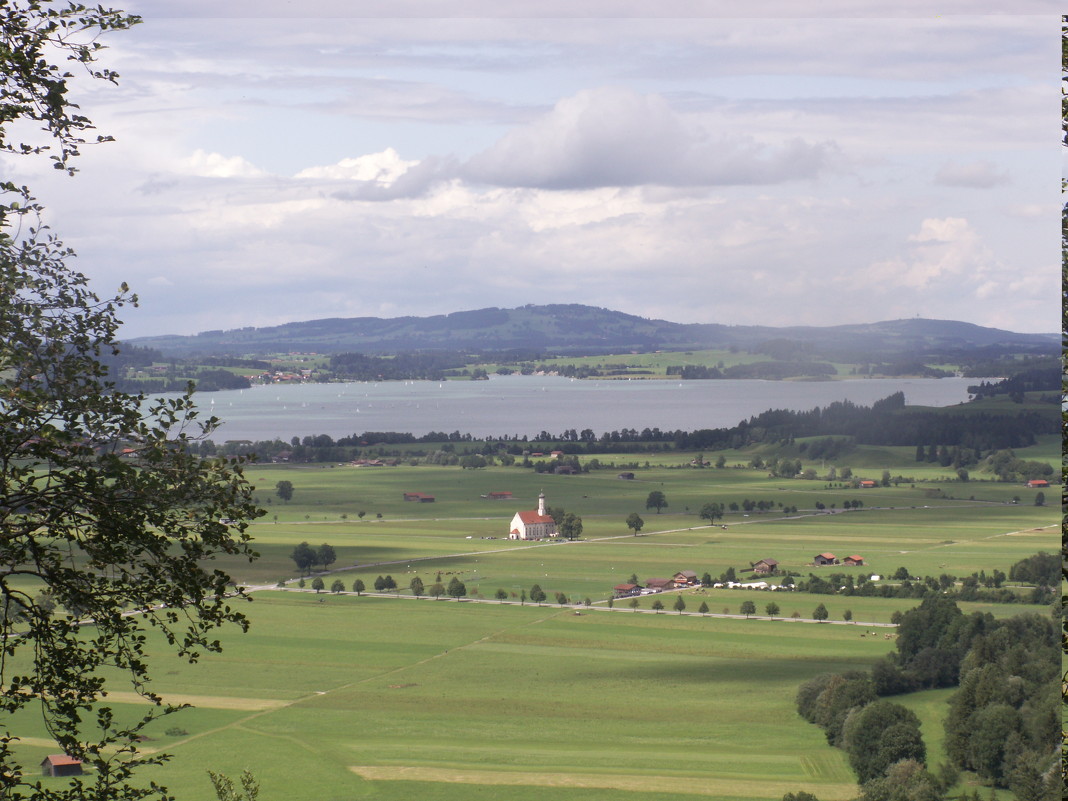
(127, 304, 1057, 358)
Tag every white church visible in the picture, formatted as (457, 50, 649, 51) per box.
(508, 492, 557, 540)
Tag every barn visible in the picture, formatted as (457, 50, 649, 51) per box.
(41, 755, 83, 778)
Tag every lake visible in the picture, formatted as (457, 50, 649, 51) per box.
(190, 375, 981, 442)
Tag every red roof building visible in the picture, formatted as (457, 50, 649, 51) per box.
(508, 493, 557, 540)
(41, 755, 83, 778)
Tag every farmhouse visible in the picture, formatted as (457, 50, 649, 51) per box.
(508, 492, 557, 540)
(645, 577, 673, 593)
(858, 480, 877, 488)
(752, 558, 779, 575)
(617, 472, 635, 480)
(814, 553, 837, 566)
(41, 755, 82, 778)
(672, 570, 699, 587)
(613, 583, 640, 598)
(843, 555, 865, 566)
(403, 492, 435, 503)
(1025, 479, 1049, 488)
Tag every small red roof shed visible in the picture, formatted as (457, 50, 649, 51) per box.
(41, 755, 83, 777)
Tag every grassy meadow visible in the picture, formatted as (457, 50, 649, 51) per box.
(15, 440, 1058, 800)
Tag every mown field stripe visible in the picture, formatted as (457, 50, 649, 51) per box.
(349, 765, 857, 799)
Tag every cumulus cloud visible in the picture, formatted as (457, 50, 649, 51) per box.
(461, 86, 837, 189)
(862, 217, 992, 291)
(934, 160, 1009, 188)
(181, 149, 267, 178)
(295, 148, 416, 181)
(292, 149, 464, 201)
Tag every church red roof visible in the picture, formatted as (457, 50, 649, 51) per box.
(516, 510, 554, 525)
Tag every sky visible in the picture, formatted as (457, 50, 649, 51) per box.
(7, 1, 1062, 338)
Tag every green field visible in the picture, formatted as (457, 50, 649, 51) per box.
(13, 445, 1058, 800)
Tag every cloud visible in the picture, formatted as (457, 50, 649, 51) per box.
(862, 217, 991, 290)
(295, 148, 417, 182)
(934, 160, 1010, 188)
(319, 153, 459, 201)
(461, 86, 837, 189)
(181, 149, 267, 178)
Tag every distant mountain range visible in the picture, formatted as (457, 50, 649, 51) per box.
(127, 304, 1058, 358)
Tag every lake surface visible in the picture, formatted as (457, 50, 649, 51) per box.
(190, 376, 981, 442)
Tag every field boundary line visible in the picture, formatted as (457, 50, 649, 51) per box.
(348, 765, 857, 799)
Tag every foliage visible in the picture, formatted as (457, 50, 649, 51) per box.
(275, 480, 294, 503)
(557, 512, 583, 540)
(625, 512, 643, 534)
(317, 543, 336, 570)
(290, 541, 315, 574)
(311, 577, 324, 593)
(0, 4, 266, 799)
(673, 595, 686, 614)
(812, 603, 828, 621)
(446, 577, 466, 599)
(699, 502, 723, 524)
(841, 701, 925, 783)
(645, 490, 667, 513)
(740, 600, 755, 618)
(330, 579, 344, 593)
(856, 759, 944, 801)
(207, 769, 259, 801)
(943, 613, 1059, 792)
(1008, 551, 1059, 587)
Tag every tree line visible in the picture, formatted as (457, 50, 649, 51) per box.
(184, 388, 1057, 467)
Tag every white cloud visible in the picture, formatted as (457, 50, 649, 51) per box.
(462, 86, 837, 189)
(862, 217, 991, 291)
(181, 149, 267, 178)
(295, 148, 417, 181)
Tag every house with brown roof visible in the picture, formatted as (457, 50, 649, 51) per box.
(1025, 479, 1049, 488)
(858, 480, 877, 488)
(814, 553, 837, 566)
(843, 555, 864, 566)
(752, 558, 779, 575)
(672, 570, 699, 587)
(41, 755, 82, 777)
(508, 493, 557, 540)
(645, 578, 673, 592)
(613, 583, 641, 598)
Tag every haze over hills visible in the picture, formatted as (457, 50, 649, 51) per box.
(127, 304, 1058, 358)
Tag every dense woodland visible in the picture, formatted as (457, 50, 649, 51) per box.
(796, 597, 1059, 800)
